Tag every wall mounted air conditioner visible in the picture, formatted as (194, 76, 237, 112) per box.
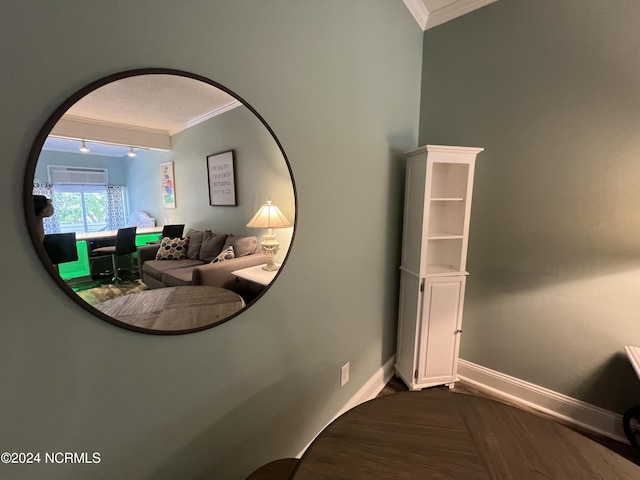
(47, 165, 108, 185)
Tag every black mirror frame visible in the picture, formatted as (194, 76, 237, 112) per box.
(23, 68, 297, 335)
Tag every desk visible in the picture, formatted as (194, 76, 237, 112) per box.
(292, 389, 640, 479)
(94, 286, 245, 331)
(75, 226, 163, 241)
(58, 228, 163, 281)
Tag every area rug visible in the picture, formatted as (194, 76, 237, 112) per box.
(75, 279, 149, 306)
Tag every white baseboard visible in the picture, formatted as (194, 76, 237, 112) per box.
(457, 359, 628, 443)
(334, 355, 397, 418)
(296, 355, 396, 458)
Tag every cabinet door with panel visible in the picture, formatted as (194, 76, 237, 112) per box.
(416, 276, 465, 387)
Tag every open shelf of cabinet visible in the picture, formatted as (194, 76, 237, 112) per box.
(424, 264, 465, 276)
(396, 144, 483, 390)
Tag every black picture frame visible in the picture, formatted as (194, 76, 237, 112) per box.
(207, 150, 237, 206)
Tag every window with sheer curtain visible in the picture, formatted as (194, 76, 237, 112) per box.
(33, 182, 126, 234)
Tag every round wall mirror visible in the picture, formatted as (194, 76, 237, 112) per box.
(24, 68, 296, 334)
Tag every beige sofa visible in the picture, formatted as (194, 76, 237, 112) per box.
(137, 229, 267, 292)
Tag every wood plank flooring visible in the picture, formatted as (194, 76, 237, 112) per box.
(379, 376, 640, 467)
(246, 377, 639, 479)
(292, 387, 640, 479)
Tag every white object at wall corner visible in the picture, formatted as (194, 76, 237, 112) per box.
(402, 0, 498, 31)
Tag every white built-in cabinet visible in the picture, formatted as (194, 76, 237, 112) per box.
(395, 145, 483, 390)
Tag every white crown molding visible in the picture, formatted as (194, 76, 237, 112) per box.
(402, 0, 430, 30)
(426, 0, 498, 30)
(457, 359, 629, 443)
(168, 99, 242, 136)
(403, 0, 498, 31)
(53, 99, 242, 149)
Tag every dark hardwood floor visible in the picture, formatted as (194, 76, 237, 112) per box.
(292, 387, 640, 479)
(247, 376, 639, 479)
(378, 376, 640, 467)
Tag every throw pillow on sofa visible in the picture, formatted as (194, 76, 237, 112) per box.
(199, 231, 228, 263)
(211, 246, 235, 263)
(155, 237, 189, 260)
(185, 229, 205, 259)
(223, 235, 258, 257)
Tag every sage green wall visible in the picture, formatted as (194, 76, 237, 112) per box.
(1, 1, 421, 479)
(420, 0, 640, 413)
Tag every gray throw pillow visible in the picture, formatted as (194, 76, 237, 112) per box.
(185, 229, 204, 260)
(199, 232, 228, 263)
(223, 235, 258, 257)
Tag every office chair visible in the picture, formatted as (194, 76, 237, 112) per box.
(43, 233, 78, 273)
(90, 226, 137, 283)
(147, 224, 186, 244)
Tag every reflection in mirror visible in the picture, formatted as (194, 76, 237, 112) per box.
(25, 69, 296, 334)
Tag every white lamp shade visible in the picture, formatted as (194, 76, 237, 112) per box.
(246, 199, 292, 229)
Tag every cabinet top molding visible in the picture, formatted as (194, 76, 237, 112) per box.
(405, 144, 484, 156)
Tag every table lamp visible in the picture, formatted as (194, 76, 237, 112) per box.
(247, 197, 292, 271)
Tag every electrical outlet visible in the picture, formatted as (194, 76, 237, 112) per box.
(341, 362, 350, 387)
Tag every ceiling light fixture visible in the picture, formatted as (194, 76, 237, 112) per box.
(127, 147, 136, 157)
(79, 140, 90, 153)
